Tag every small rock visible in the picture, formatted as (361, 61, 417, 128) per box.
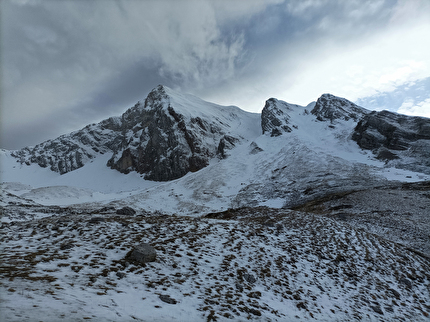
(334, 254, 346, 262)
(116, 272, 126, 279)
(127, 243, 156, 264)
(243, 273, 256, 284)
(235, 283, 244, 292)
(247, 308, 261, 316)
(116, 206, 136, 216)
(384, 305, 394, 313)
(159, 294, 177, 304)
(247, 291, 261, 299)
(88, 217, 105, 224)
(389, 288, 401, 299)
(59, 242, 74, 250)
(317, 285, 325, 292)
(371, 305, 384, 315)
(399, 277, 412, 288)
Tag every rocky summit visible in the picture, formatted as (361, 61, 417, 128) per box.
(1, 86, 430, 321)
(9, 85, 257, 181)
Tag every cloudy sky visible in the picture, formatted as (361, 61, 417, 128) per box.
(1, 0, 429, 149)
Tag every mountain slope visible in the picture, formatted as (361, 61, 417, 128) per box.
(352, 110, 430, 174)
(95, 95, 429, 216)
(106, 85, 260, 181)
(9, 85, 260, 181)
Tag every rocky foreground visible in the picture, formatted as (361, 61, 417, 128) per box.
(1, 183, 429, 321)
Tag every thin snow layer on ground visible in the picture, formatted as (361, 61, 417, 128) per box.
(1, 207, 429, 321)
(294, 181, 430, 258)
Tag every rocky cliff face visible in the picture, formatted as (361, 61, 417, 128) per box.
(107, 85, 247, 181)
(311, 93, 368, 122)
(261, 98, 300, 137)
(352, 110, 430, 173)
(11, 117, 123, 174)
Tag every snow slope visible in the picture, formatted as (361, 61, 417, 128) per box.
(1, 208, 429, 321)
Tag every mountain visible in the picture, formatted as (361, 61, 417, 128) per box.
(1, 86, 430, 321)
(8, 85, 259, 181)
(352, 109, 430, 173)
(2, 86, 430, 211)
(6, 87, 430, 183)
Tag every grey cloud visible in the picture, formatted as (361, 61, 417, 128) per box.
(1, 0, 429, 149)
(1, 0, 252, 148)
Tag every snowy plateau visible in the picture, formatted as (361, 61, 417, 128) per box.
(1, 85, 430, 321)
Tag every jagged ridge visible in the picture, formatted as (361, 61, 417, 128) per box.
(8, 87, 430, 181)
(11, 85, 259, 181)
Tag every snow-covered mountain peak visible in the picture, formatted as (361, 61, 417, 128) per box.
(261, 98, 302, 136)
(311, 93, 369, 123)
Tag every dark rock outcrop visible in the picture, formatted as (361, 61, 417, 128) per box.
(107, 85, 243, 181)
(352, 110, 430, 172)
(116, 206, 136, 216)
(311, 94, 368, 123)
(352, 110, 430, 150)
(11, 117, 123, 174)
(261, 98, 297, 136)
(217, 135, 239, 159)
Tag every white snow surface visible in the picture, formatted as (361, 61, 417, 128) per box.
(163, 86, 260, 140)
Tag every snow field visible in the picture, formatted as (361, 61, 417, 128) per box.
(1, 207, 429, 321)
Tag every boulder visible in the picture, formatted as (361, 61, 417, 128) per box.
(127, 243, 156, 264)
(116, 206, 136, 216)
(159, 294, 177, 304)
(243, 273, 256, 284)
